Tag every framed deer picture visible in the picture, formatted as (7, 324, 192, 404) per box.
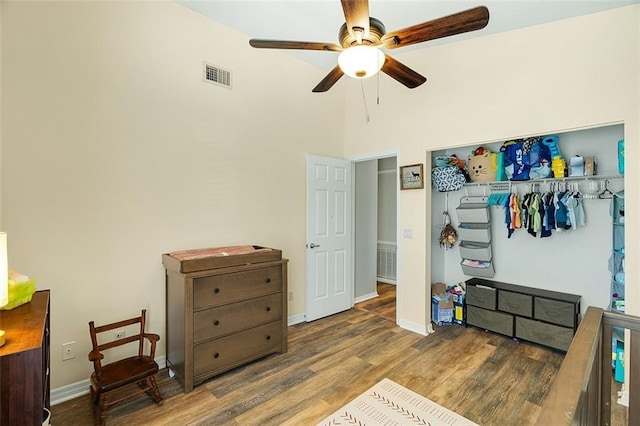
(400, 163, 424, 190)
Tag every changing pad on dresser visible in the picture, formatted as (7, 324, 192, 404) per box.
(163, 245, 282, 273)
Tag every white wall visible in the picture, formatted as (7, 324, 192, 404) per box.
(431, 124, 624, 314)
(1, 1, 345, 389)
(343, 5, 640, 331)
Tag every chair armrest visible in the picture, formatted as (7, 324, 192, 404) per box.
(143, 333, 160, 358)
(143, 333, 160, 343)
(88, 350, 104, 362)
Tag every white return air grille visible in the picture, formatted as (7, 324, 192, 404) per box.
(377, 242, 397, 283)
(203, 62, 232, 89)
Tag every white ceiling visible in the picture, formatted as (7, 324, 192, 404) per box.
(179, 0, 639, 71)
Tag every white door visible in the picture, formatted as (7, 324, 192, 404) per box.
(306, 155, 352, 322)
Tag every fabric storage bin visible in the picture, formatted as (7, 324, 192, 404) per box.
(467, 305, 513, 336)
(515, 317, 574, 352)
(456, 203, 490, 223)
(459, 241, 492, 262)
(498, 290, 532, 317)
(466, 283, 497, 309)
(461, 259, 495, 278)
(534, 297, 575, 328)
(458, 223, 491, 243)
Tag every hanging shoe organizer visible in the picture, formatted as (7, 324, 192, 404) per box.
(456, 196, 495, 278)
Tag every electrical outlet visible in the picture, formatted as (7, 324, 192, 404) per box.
(114, 330, 125, 340)
(288, 291, 293, 301)
(62, 341, 76, 361)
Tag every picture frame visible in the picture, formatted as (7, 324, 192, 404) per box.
(400, 163, 424, 190)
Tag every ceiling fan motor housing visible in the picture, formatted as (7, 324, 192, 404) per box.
(339, 17, 386, 48)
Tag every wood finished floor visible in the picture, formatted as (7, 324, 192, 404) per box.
(51, 283, 627, 425)
(353, 282, 396, 322)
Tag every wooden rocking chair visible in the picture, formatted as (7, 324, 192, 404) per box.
(88, 309, 163, 425)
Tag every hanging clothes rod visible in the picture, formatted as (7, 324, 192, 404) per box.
(463, 174, 623, 187)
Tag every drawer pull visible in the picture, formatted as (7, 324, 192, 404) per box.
(214, 352, 220, 359)
(265, 278, 272, 283)
(213, 320, 220, 326)
(266, 335, 271, 341)
(214, 288, 220, 294)
(266, 306, 271, 312)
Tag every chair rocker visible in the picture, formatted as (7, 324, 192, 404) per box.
(88, 309, 163, 425)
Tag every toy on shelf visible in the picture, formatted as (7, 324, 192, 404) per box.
(468, 147, 498, 182)
(542, 135, 566, 178)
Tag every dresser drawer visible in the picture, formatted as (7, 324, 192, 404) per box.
(534, 297, 575, 328)
(194, 293, 282, 343)
(467, 306, 513, 336)
(499, 290, 532, 317)
(194, 266, 282, 309)
(466, 285, 497, 310)
(194, 321, 282, 379)
(516, 317, 574, 351)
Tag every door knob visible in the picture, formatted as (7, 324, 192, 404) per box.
(308, 243, 320, 249)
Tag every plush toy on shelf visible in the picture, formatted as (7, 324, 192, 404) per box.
(468, 147, 497, 182)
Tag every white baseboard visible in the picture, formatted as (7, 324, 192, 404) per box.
(288, 313, 306, 325)
(617, 388, 629, 406)
(51, 378, 90, 405)
(354, 292, 379, 304)
(398, 318, 429, 336)
(376, 278, 396, 285)
(51, 355, 168, 406)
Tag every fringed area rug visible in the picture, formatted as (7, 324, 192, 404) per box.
(318, 378, 478, 426)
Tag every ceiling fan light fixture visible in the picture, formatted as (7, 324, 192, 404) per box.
(338, 45, 384, 79)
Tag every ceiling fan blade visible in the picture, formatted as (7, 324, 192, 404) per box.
(381, 55, 426, 89)
(380, 6, 489, 49)
(312, 66, 345, 93)
(249, 39, 342, 52)
(341, 0, 370, 40)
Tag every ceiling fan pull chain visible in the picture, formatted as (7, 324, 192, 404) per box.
(360, 80, 370, 123)
(377, 70, 380, 105)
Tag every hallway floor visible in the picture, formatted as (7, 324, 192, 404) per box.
(354, 282, 396, 322)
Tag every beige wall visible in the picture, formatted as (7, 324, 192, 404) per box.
(1, 1, 345, 388)
(344, 5, 640, 329)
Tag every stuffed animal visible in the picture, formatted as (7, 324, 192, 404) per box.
(468, 147, 497, 182)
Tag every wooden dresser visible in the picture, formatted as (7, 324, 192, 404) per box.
(163, 247, 288, 392)
(0, 290, 51, 425)
(465, 278, 580, 351)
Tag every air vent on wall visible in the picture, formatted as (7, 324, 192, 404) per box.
(203, 62, 232, 89)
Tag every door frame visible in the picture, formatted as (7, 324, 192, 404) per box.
(349, 149, 402, 324)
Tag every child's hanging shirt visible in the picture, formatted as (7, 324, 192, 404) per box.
(565, 192, 586, 229)
(544, 192, 556, 232)
(503, 194, 513, 237)
(511, 193, 522, 230)
(527, 193, 543, 237)
(555, 191, 570, 230)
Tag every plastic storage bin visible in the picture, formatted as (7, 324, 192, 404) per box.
(432, 297, 454, 326)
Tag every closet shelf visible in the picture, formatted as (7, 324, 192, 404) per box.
(462, 174, 623, 187)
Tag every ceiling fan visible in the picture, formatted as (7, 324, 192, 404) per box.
(249, 0, 490, 93)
